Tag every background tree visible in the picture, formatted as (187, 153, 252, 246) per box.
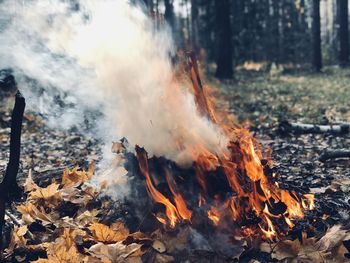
(338, 0, 349, 66)
(312, 0, 322, 71)
(214, 0, 233, 79)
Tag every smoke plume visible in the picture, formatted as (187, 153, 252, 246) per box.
(0, 0, 226, 169)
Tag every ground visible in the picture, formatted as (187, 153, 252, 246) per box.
(0, 66, 349, 262)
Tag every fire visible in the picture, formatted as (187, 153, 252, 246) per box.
(165, 168, 192, 221)
(136, 146, 180, 228)
(132, 53, 314, 239)
(207, 207, 221, 225)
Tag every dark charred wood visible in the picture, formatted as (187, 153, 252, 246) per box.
(319, 149, 350, 162)
(0, 91, 25, 253)
(279, 120, 350, 134)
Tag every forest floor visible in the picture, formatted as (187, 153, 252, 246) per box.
(0, 66, 350, 262)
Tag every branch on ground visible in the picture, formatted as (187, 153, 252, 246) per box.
(279, 121, 350, 134)
(319, 149, 350, 162)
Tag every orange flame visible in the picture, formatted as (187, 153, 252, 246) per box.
(165, 169, 192, 221)
(136, 146, 179, 228)
(132, 53, 315, 239)
(207, 206, 221, 225)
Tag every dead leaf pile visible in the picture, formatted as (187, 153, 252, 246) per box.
(260, 225, 350, 262)
(3, 163, 350, 262)
(3, 165, 166, 263)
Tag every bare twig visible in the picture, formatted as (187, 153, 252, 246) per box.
(0, 91, 25, 253)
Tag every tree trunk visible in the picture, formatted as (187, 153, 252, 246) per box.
(164, 0, 175, 29)
(191, 0, 199, 52)
(312, 0, 322, 71)
(215, 0, 233, 79)
(339, 0, 349, 66)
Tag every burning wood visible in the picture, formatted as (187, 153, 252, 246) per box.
(186, 51, 217, 123)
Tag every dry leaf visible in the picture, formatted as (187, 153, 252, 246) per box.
(17, 202, 54, 225)
(154, 253, 174, 263)
(23, 169, 39, 192)
(76, 209, 99, 226)
(32, 228, 84, 263)
(261, 230, 350, 262)
(316, 225, 350, 251)
(62, 164, 94, 188)
(152, 240, 166, 253)
(29, 182, 61, 207)
(89, 223, 129, 243)
(88, 242, 142, 263)
(5, 225, 28, 253)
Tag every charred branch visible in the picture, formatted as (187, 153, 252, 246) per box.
(319, 149, 350, 162)
(0, 91, 25, 253)
(279, 121, 350, 134)
(186, 51, 216, 123)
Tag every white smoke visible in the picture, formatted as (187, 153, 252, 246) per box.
(0, 0, 227, 169)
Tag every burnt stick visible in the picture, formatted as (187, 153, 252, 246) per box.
(0, 91, 25, 253)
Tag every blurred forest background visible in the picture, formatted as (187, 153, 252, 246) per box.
(142, 0, 350, 79)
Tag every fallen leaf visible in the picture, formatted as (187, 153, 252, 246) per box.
(152, 240, 166, 253)
(17, 202, 54, 225)
(316, 225, 350, 251)
(29, 182, 61, 207)
(23, 169, 39, 192)
(62, 164, 94, 188)
(88, 242, 143, 263)
(89, 223, 129, 243)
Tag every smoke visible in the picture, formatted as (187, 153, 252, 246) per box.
(0, 0, 227, 172)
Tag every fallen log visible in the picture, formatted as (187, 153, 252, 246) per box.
(319, 149, 350, 162)
(0, 91, 25, 254)
(279, 121, 350, 134)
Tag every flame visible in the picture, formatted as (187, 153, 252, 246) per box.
(136, 146, 180, 228)
(132, 53, 314, 239)
(165, 169, 192, 221)
(259, 214, 277, 240)
(207, 206, 221, 225)
(303, 194, 315, 210)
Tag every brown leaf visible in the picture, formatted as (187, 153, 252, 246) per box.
(17, 202, 54, 225)
(316, 225, 350, 251)
(5, 226, 28, 254)
(152, 240, 166, 253)
(261, 230, 350, 262)
(62, 164, 94, 188)
(23, 169, 39, 192)
(88, 242, 142, 263)
(89, 223, 129, 243)
(32, 228, 84, 263)
(29, 183, 61, 206)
